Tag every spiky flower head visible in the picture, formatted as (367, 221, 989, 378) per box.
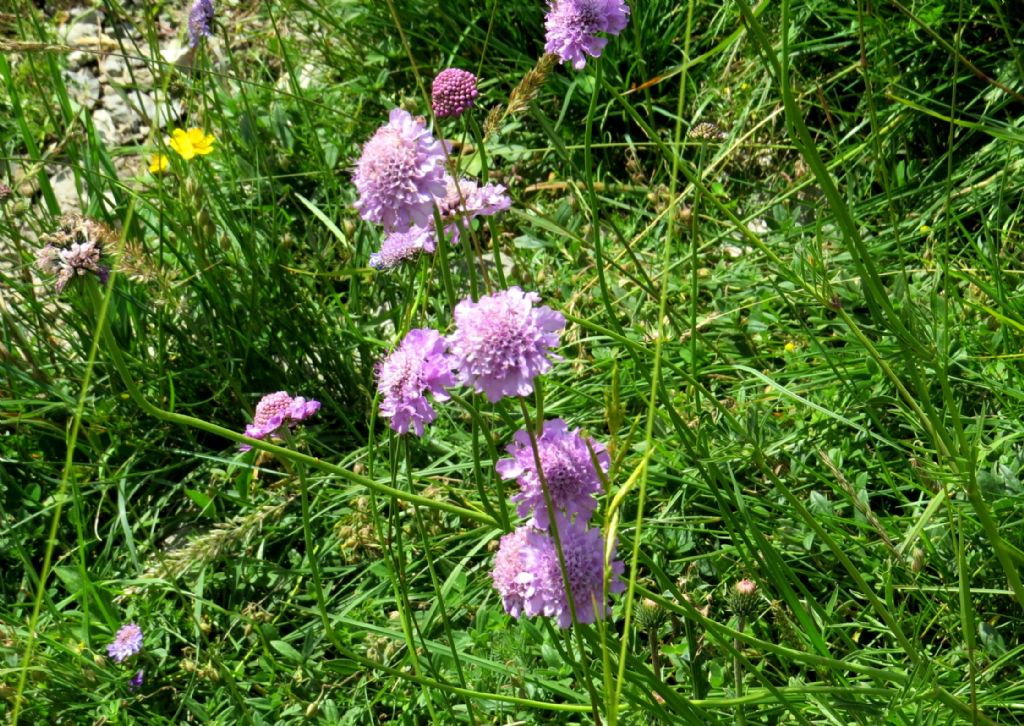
(376, 328, 455, 436)
(635, 597, 667, 631)
(107, 623, 143, 663)
(188, 0, 215, 47)
(497, 418, 609, 529)
(492, 519, 625, 628)
(544, 0, 630, 70)
(36, 214, 112, 293)
(241, 391, 320, 451)
(432, 68, 479, 118)
(353, 109, 447, 232)
(448, 287, 564, 403)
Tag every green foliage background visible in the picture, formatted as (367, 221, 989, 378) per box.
(1, 0, 1023, 722)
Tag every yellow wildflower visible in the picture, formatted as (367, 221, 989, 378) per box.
(784, 341, 797, 353)
(148, 153, 169, 173)
(167, 127, 215, 160)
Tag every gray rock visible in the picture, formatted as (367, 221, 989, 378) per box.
(63, 69, 101, 109)
(101, 90, 142, 135)
(46, 166, 81, 213)
(91, 107, 120, 146)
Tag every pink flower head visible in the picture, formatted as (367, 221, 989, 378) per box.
(491, 519, 625, 628)
(448, 287, 564, 403)
(376, 328, 455, 436)
(432, 68, 479, 118)
(353, 109, 447, 232)
(544, 0, 631, 70)
(497, 418, 609, 529)
(107, 623, 143, 663)
(241, 391, 320, 451)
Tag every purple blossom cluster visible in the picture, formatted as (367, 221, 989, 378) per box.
(375, 287, 563, 435)
(544, 0, 631, 70)
(490, 419, 621, 628)
(240, 391, 320, 451)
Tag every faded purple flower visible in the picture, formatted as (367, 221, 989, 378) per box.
(376, 328, 455, 436)
(35, 215, 112, 294)
(491, 519, 625, 628)
(432, 68, 479, 118)
(129, 669, 145, 690)
(497, 418, 609, 529)
(544, 0, 631, 70)
(369, 174, 511, 269)
(241, 391, 320, 451)
(448, 287, 564, 403)
(107, 623, 143, 663)
(188, 0, 215, 47)
(434, 174, 511, 246)
(353, 109, 447, 232)
(369, 227, 434, 271)
(491, 527, 533, 618)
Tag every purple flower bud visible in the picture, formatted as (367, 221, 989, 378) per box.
(431, 68, 479, 118)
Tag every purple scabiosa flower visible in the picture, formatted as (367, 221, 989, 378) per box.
(369, 226, 435, 271)
(188, 0, 215, 48)
(107, 623, 143, 663)
(496, 418, 610, 529)
(448, 287, 565, 403)
(544, 0, 631, 70)
(376, 328, 455, 436)
(353, 109, 447, 232)
(491, 519, 625, 628)
(241, 391, 320, 451)
(432, 68, 479, 118)
(128, 669, 145, 691)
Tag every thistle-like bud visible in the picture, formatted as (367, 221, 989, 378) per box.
(729, 579, 760, 619)
(635, 597, 667, 631)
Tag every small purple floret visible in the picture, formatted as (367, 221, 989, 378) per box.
(432, 68, 479, 118)
(544, 0, 630, 70)
(241, 391, 320, 451)
(497, 419, 609, 529)
(376, 328, 455, 436)
(448, 287, 564, 403)
(353, 109, 447, 233)
(188, 0, 215, 48)
(107, 623, 143, 663)
(129, 669, 145, 690)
